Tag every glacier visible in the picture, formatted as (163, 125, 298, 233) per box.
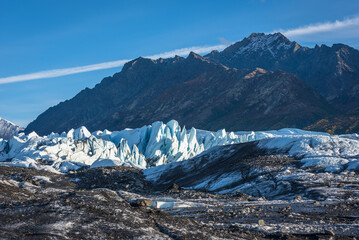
(0, 117, 23, 140)
(143, 133, 359, 198)
(0, 119, 357, 174)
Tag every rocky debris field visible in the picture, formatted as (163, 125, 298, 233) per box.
(0, 165, 358, 239)
(0, 166, 266, 239)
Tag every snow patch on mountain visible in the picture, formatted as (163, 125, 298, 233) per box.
(235, 33, 294, 57)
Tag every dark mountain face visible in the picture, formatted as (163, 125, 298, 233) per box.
(25, 52, 332, 135)
(305, 113, 359, 135)
(206, 33, 359, 112)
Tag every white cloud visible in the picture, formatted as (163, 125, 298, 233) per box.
(0, 44, 227, 84)
(219, 37, 232, 46)
(145, 44, 227, 59)
(278, 16, 359, 37)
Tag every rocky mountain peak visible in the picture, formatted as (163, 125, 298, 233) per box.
(205, 33, 300, 69)
(247, 32, 287, 42)
(238, 32, 295, 56)
(187, 51, 208, 61)
(121, 57, 156, 72)
(206, 32, 359, 113)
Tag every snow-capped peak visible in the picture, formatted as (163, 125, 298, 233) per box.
(235, 32, 296, 57)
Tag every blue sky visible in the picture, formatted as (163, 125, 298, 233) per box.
(1, 0, 359, 127)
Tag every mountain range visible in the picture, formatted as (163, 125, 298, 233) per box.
(3, 32, 359, 240)
(206, 33, 359, 112)
(25, 33, 359, 135)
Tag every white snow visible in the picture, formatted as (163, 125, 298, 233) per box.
(101, 121, 327, 167)
(90, 158, 124, 168)
(235, 33, 294, 57)
(257, 135, 359, 172)
(0, 119, 358, 175)
(66, 126, 91, 140)
(0, 117, 23, 140)
(0, 126, 146, 172)
(150, 198, 204, 209)
(0, 157, 37, 168)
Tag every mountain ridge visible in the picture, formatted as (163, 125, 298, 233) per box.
(25, 32, 359, 135)
(206, 32, 359, 112)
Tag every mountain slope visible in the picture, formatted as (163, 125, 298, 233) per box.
(206, 33, 359, 112)
(0, 117, 23, 139)
(25, 52, 333, 135)
(305, 113, 359, 134)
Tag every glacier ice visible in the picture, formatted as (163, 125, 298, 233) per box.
(144, 132, 359, 197)
(97, 120, 309, 166)
(0, 129, 146, 172)
(256, 134, 359, 172)
(257, 135, 359, 160)
(0, 119, 358, 174)
(66, 126, 91, 140)
(91, 158, 125, 168)
(0, 117, 23, 140)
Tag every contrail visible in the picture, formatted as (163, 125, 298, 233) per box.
(3, 16, 358, 85)
(278, 16, 359, 37)
(0, 44, 227, 84)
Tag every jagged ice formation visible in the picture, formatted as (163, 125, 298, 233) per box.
(1, 119, 358, 175)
